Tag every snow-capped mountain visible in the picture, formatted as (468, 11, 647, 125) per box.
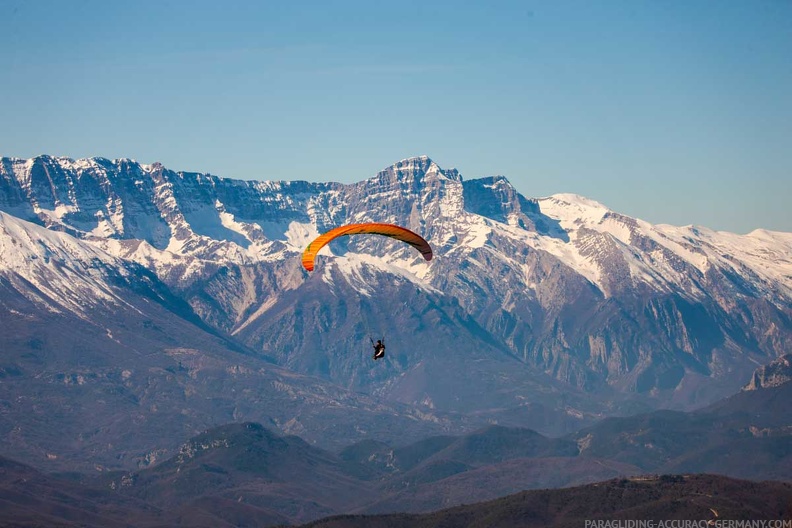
(1, 154, 790, 418)
(0, 209, 476, 472)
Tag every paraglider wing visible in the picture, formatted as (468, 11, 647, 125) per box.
(301, 223, 433, 271)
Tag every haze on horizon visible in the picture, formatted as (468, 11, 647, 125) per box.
(1, 0, 790, 234)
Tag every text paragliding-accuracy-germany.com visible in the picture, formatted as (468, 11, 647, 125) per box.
(584, 520, 792, 528)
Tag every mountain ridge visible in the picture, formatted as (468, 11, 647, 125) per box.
(1, 374, 791, 525)
(1, 153, 791, 430)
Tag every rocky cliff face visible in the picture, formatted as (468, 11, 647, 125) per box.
(1, 154, 791, 416)
(744, 354, 792, 390)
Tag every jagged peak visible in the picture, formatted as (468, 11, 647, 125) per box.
(743, 354, 792, 391)
(0, 156, 38, 169)
(396, 154, 432, 164)
(534, 193, 613, 227)
(7, 155, 149, 173)
(16, 155, 139, 174)
(380, 155, 462, 182)
(32, 154, 61, 162)
(542, 193, 609, 211)
(389, 155, 436, 174)
(3, 154, 66, 168)
(468, 175, 514, 188)
(113, 157, 142, 166)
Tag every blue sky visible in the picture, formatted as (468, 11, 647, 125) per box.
(1, 0, 790, 233)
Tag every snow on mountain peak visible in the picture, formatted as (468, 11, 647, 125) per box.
(321, 250, 438, 298)
(384, 156, 462, 183)
(1, 154, 790, 306)
(400, 154, 431, 162)
(2, 154, 792, 405)
(524, 192, 791, 299)
(538, 194, 610, 224)
(0, 210, 139, 316)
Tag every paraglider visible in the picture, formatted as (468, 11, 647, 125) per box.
(372, 339, 386, 360)
(301, 222, 432, 362)
(301, 222, 433, 272)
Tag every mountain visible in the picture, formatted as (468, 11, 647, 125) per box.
(0, 210, 476, 473)
(345, 378, 792, 515)
(103, 422, 377, 526)
(1, 153, 791, 459)
(0, 455, 188, 528)
(339, 425, 578, 484)
(2, 379, 791, 525)
(744, 353, 792, 390)
(294, 475, 792, 528)
(98, 423, 613, 524)
(4, 449, 791, 527)
(573, 380, 792, 480)
(339, 425, 640, 516)
(107, 381, 792, 522)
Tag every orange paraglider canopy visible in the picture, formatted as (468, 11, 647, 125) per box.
(301, 223, 433, 272)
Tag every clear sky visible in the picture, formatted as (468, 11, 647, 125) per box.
(1, 0, 790, 233)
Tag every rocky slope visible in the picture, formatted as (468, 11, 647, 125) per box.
(1, 154, 791, 417)
(744, 353, 792, 390)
